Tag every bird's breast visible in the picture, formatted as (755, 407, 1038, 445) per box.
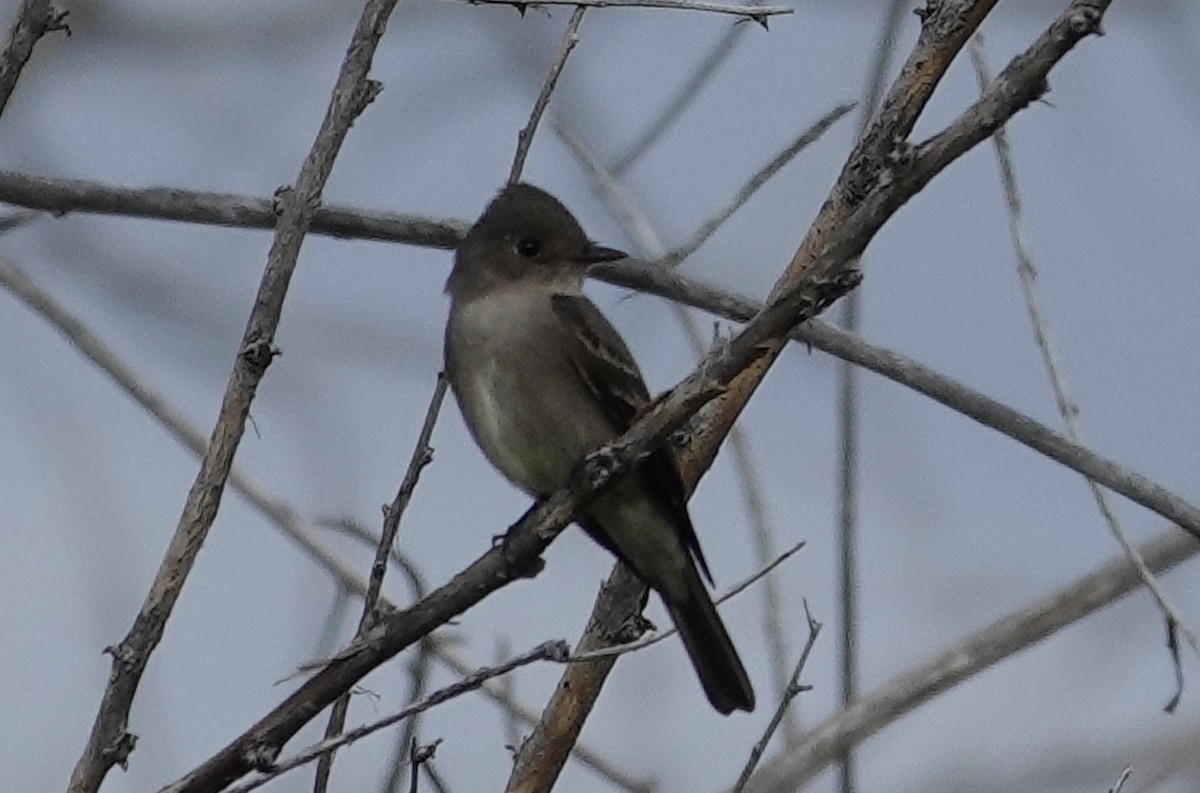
(446, 290, 593, 496)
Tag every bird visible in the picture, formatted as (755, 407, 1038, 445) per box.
(442, 182, 755, 714)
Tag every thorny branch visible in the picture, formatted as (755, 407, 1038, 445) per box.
(463, 0, 789, 22)
(64, 1, 402, 791)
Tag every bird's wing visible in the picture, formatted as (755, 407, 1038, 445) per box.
(550, 293, 713, 583)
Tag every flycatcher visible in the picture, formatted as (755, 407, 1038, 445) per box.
(444, 182, 755, 714)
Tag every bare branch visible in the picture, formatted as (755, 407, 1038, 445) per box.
(408, 740, 442, 793)
(837, 2, 907, 784)
(0, 169, 466, 249)
(416, 750, 451, 793)
(462, 0, 790, 22)
(227, 643, 568, 793)
(509, 7, 587, 184)
(64, 1, 401, 790)
(0, 0, 68, 117)
(1108, 765, 1133, 793)
(732, 602, 821, 793)
(904, 2, 1111, 202)
(618, 259, 1200, 542)
(744, 527, 1198, 793)
(504, 564, 648, 793)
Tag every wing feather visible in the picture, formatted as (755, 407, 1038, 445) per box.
(550, 294, 713, 583)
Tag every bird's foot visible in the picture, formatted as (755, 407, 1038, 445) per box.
(492, 506, 547, 579)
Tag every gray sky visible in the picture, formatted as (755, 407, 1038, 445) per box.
(2, 1, 1199, 792)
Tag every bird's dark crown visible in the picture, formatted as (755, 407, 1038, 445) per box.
(447, 183, 622, 300)
(468, 182, 590, 260)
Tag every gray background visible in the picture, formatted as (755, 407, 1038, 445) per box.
(2, 1, 1198, 792)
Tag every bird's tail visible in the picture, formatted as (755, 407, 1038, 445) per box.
(664, 566, 755, 714)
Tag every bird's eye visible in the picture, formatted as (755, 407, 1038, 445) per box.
(514, 238, 542, 258)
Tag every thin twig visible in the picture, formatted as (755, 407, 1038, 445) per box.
(509, 6, 587, 184)
(970, 36, 1200, 695)
(571, 540, 805, 661)
(1108, 765, 1132, 793)
(837, 2, 907, 786)
(225, 642, 567, 793)
(314, 376, 449, 793)
(732, 602, 822, 793)
(314, 588, 354, 661)
(312, 520, 440, 789)
(395, 645, 436, 787)
(408, 741, 422, 793)
(421, 762, 451, 793)
(64, 1, 401, 789)
(659, 102, 855, 267)
(408, 739, 441, 793)
(744, 526, 1197, 793)
(464, 0, 790, 22)
(436, 645, 656, 793)
(0, 0, 68, 118)
(496, 638, 522, 752)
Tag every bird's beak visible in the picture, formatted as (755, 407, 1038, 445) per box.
(579, 241, 628, 265)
